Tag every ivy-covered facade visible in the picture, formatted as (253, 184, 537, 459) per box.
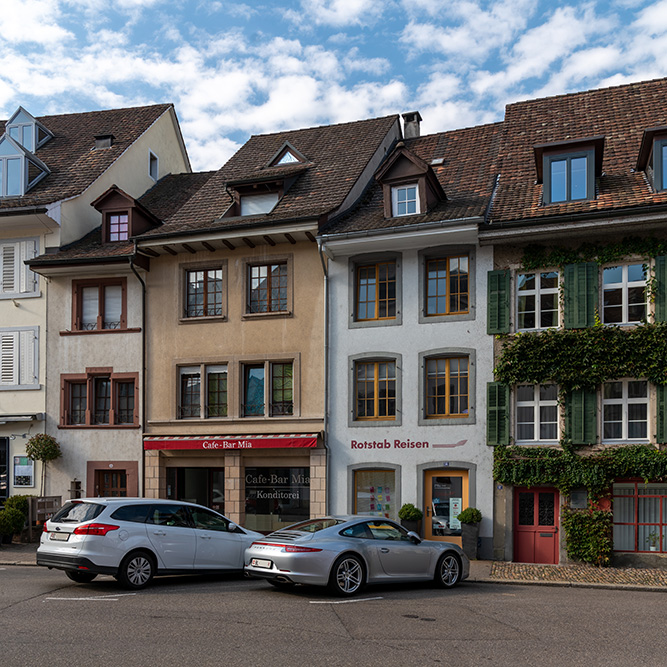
(480, 77, 667, 567)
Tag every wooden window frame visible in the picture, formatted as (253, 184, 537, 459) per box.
(355, 261, 396, 322)
(424, 356, 469, 419)
(425, 254, 469, 317)
(354, 359, 397, 422)
(177, 364, 229, 420)
(245, 258, 292, 317)
(184, 267, 224, 319)
(60, 370, 138, 428)
(71, 278, 128, 332)
(107, 212, 129, 242)
(515, 384, 559, 444)
(241, 360, 295, 418)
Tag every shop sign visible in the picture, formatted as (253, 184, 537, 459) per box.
(144, 434, 318, 450)
(13, 456, 34, 487)
(349, 439, 467, 450)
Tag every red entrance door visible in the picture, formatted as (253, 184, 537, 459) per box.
(514, 487, 559, 564)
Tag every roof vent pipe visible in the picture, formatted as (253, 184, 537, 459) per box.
(402, 111, 422, 139)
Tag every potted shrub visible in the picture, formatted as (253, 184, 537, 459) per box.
(0, 507, 26, 545)
(25, 434, 62, 496)
(398, 503, 423, 534)
(4, 495, 31, 541)
(647, 531, 660, 552)
(457, 507, 482, 560)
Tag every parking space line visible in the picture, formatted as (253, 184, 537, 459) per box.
(45, 593, 137, 601)
(309, 597, 383, 604)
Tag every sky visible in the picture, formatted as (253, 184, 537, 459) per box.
(2, 0, 667, 171)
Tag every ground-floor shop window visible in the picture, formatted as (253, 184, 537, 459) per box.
(166, 467, 224, 513)
(244, 466, 309, 533)
(613, 482, 667, 553)
(354, 469, 395, 519)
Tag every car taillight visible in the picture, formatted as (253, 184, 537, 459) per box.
(42, 523, 49, 534)
(284, 545, 322, 553)
(73, 523, 119, 536)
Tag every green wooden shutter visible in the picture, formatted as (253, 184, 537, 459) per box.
(655, 256, 667, 323)
(563, 262, 598, 329)
(565, 389, 597, 445)
(487, 270, 510, 334)
(487, 382, 510, 446)
(657, 385, 667, 444)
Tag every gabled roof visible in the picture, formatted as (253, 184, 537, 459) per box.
(489, 77, 667, 225)
(139, 114, 400, 239)
(322, 121, 503, 235)
(0, 104, 173, 210)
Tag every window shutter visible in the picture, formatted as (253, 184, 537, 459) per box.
(487, 382, 510, 445)
(0, 332, 19, 386)
(657, 385, 667, 444)
(19, 329, 36, 385)
(565, 388, 597, 445)
(487, 270, 510, 334)
(564, 262, 598, 329)
(1, 243, 17, 294)
(655, 256, 667, 323)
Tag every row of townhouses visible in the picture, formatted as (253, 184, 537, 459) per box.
(2, 77, 667, 566)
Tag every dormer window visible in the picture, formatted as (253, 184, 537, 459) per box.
(268, 142, 307, 167)
(0, 135, 49, 198)
(637, 128, 667, 193)
(392, 184, 419, 216)
(108, 213, 129, 242)
(276, 151, 299, 165)
(534, 136, 603, 205)
(92, 185, 161, 244)
(5, 107, 52, 153)
(240, 192, 279, 216)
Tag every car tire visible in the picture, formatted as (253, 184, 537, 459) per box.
(117, 551, 156, 590)
(328, 554, 365, 597)
(435, 552, 461, 588)
(65, 570, 98, 584)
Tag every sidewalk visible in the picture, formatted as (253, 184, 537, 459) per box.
(3, 541, 666, 591)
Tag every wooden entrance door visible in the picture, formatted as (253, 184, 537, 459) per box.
(514, 487, 559, 564)
(424, 469, 469, 546)
(95, 470, 127, 497)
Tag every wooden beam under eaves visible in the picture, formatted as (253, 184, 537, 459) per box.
(305, 232, 316, 243)
(139, 247, 159, 257)
(202, 242, 216, 252)
(285, 233, 296, 245)
(162, 246, 177, 256)
(223, 239, 235, 251)
(182, 244, 197, 254)
(263, 235, 276, 247)
(242, 237, 255, 248)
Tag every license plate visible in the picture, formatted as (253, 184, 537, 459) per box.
(251, 558, 272, 569)
(50, 532, 70, 541)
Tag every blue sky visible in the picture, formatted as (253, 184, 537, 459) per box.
(2, 0, 667, 170)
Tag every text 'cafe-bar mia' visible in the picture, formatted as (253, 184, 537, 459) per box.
(143, 434, 321, 534)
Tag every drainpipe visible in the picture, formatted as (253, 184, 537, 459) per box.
(129, 250, 147, 497)
(317, 239, 330, 514)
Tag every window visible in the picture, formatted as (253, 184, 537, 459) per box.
(356, 261, 396, 321)
(602, 263, 647, 324)
(425, 357, 468, 419)
(149, 151, 158, 181)
(426, 255, 469, 316)
(240, 193, 278, 216)
(613, 482, 667, 553)
(178, 365, 228, 419)
(647, 137, 667, 192)
(517, 271, 559, 330)
(0, 135, 48, 197)
(247, 262, 288, 314)
(5, 107, 51, 152)
(542, 147, 596, 204)
(72, 279, 126, 331)
(354, 469, 396, 518)
(108, 213, 129, 242)
(602, 380, 648, 442)
(0, 327, 38, 389)
(355, 360, 396, 421)
(185, 268, 223, 318)
(0, 238, 38, 298)
(61, 372, 137, 427)
(242, 361, 293, 417)
(515, 384, 559, 443)
(391, 184, 419, 216)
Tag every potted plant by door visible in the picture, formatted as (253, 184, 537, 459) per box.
(0, 507, 26, 545)
(398, 503, 423, 535)
(647, 531, 660, 552)
(457, 507, 482, 560)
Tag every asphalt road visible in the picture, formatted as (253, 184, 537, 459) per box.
(1, 565, 666, 666)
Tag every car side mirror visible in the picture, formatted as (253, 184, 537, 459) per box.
(228, 522, 241, 533)
(407, 531, 421, 544)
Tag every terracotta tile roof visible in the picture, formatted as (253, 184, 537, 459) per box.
(322, 121, 503, 235)
(490, 77, 667, 224)
(0, 104, 172, 210)
(138, 172, 216, 222)
(140, 114, 400, 239)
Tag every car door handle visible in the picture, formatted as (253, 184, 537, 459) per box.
(380, 548, 390, 553)
(152, 530, 166, 536)
(199, 535, 211, 540)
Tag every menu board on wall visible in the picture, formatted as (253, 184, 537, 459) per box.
(13, 456, 34, 487)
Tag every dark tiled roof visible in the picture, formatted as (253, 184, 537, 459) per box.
(141, 114, 400, 238)
(0, 104, 172, 210)
(490, 77, 667, 224)
(138, 172, 216, 222)
(322, 122, 503, 235)
(29, 227, 134, 265)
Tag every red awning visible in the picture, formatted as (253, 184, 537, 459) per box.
(143, 434, 319, 451)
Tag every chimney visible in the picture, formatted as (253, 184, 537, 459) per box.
(94, 134, 114, 149)
(402, 111, 422, 139)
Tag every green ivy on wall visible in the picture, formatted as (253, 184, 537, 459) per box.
(495, 321, 667, 391)
(561, 508, 613, 567)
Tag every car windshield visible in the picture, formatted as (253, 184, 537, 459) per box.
(281, 518, 342, 533)
(51, 501, 105, 523)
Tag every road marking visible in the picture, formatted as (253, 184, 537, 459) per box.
(45, 593, 137, 601)
(310, 597, 383, 604)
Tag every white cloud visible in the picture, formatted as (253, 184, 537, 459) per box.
(0, 0, 73, 45)
(284, 0, 386, 28)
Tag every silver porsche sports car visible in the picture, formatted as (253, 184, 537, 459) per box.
(244, 515, 469, 596)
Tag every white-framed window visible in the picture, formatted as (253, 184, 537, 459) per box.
(516, 271, 559, 330)
(0, 238, 39, 298)
(0, 327, 38, 389)
(602, 380, 648, 442)
(516, 384, 559, 443)
(240, 193, 278, 216)
(149, 151, 158, 181)
(0, 135, 49, 197)
(602, 263, 647, 324)
(391, 184, 419, 216)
